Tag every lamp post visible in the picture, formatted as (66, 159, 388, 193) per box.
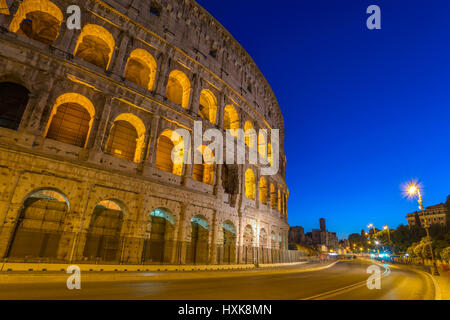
(367, 223, 376, 236)
(405, 180, 440, 276)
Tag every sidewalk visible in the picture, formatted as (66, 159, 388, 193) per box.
(0, 260, 335, 284)
(432, 270, 450, 300)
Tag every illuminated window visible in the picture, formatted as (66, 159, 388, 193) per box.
(278, 189, 282, 212)
(245, 168, 255, 200)
(270, 184, 276, 209)
(124, 49, 157, 90)
(155, 130, 184, 176)
(74, 24, 115, 70)
(244, 120, 256, 148)
(198, 89, 217, 124)
(105, 121, 138, 162)
(224, 105, 239, 137)
(0, 82, 29, 130)
(9, 0, 63, 45)
(166, 70, 190, 109)
(259, 177, 267, 204)
(105, 113, 146, 163)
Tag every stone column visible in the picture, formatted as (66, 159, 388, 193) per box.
(210, 211, 218, 264)
(145, 114, 161, 168)
(154, 53, 171, 99)
(190, 74, 201, 115)
(176, 203, 187, 264)
(88, 95, 113, 163)
(110, 30, 131, 78)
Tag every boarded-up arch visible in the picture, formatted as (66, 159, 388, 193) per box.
(198, 89, 217, 124)
(124, 49, 157, 90)
(9, 0, 63, 45)
(166, 70, 190, 109)
(245, 168, 255, 200)
(74, 24, 115, 70)
(105, 113, 146, 163)
(155, 129, 184, 176)
(45, 93, 95, 148)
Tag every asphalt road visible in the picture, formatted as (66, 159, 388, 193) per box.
(0, 260, 437, 300)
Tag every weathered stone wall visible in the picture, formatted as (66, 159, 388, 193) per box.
(0, 0, 290, 264)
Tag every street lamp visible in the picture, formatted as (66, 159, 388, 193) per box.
(367, 223, 376, 237)
(405, 180, 440, 276)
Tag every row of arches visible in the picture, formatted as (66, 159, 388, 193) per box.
(244, 169, 288, 217)
(5, 188, 285, 263)
(6, 0, 272, 141)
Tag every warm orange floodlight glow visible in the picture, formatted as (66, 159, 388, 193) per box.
(383, 225, 388, 230)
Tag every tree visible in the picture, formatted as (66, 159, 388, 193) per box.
(441, 247, 450, 262)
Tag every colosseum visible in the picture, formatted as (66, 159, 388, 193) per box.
(0, 0, 296, 266)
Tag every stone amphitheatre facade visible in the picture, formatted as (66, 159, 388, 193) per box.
(0, 0, 296, 265)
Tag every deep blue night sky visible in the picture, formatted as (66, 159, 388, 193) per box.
(196, 0, 450, 239)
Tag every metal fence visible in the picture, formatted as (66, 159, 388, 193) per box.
(1, 228, 306, 265)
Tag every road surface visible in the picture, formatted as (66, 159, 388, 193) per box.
(0, 260, 438, 300)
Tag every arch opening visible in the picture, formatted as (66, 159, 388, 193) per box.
(45, 93, 95, 148)
(166, 70, 190, 109)
(105, 113, 146, 163)
(83, 199, 124, 262)
(192, 145, 215, 185)
(124, 49, 157, 90)
(189, 215, 209, 264)
(245, 169, 255, 200)
(0, 82, 30, 130)
(10, 0, 63, 45)
(219, 220, 236, 264)
(224, 105, 239, 137)
(7, 189, 69, 260)
(142, 208, 175, 264)
(244, 121, 256, 149)
(74, 24, 115, 70)
(259, 177, 267, 204)
(198, 89, 217, 124)
(155, 129, 184, 176)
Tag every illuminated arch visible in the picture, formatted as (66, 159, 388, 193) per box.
(166, 70, 191, 109)
(105, 113, 146, 162)
(193, 145, 215, 185)
(224, 105, 239, 137)
(278, 189, 282, 212)
(142, 208, 176, 263)
(244, 120, 256, 148)
(198, 89, 217, 124)
(259, 177, 267, 204)
(83, 199, 125, 262)
(270, 184, 276, 209)
(155, 129, 184, 176)
(45, 93, 95, 148)
(243, 224, 254, 245)
(268, 143, 273, 166)
(7, 188, 69, 259)
(124, 49, 157, 90)
(9, 0, 63, 45)
(74, 24, 115, 70)
(190, 215, 210, 264)
(245, 168, 255, 200)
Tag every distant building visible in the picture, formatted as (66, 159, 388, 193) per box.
(288, 226, 305, 244)
(289, 219, 339, 249)
(406, 203, 447, 227)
